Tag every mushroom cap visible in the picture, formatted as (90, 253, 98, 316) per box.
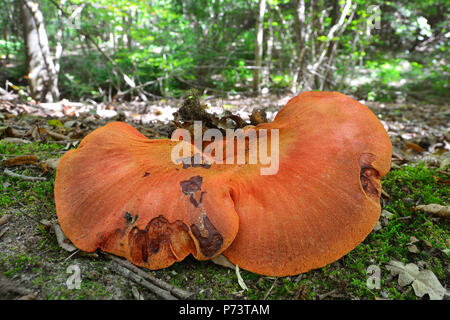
(222, 91, 392, 275)
(54, 91, 391, 276)
(55, 122, 239, 269)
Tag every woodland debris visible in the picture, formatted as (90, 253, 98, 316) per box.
(2, 155, 39, 167)
(263, 278, 278, 300)
(414, 204, 450, 219)
(3, 168, 47, 181)
(249, 109, 267, 125)
(0, 137, 31, 144)
(105, 253, 194, 299)
(0, 214, 12, 227)
(211, 254, 235, 270)
(0, 272, 32, 300)
(386, 260, 446, 300)
(16, 292, 38, 300)
(131, 286, 145, 300)
(235, 265, 248, 291)
(109, 262, 177, 300)
(52, 223, 77, 252)
(40, 158, 60, 172)
(0, 227, 8, 240)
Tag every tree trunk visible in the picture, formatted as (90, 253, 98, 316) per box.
(20, 0, 59, 102)
(253, 0, 266, 95)
(292, 0, 306, 93)
(262, 10, 273, 91)
(54, 0, 66, 75)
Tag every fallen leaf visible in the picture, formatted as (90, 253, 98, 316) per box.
(414, 204, 450, 219)
(0, 214, 12, 227)
(53, 223, 77, 252)
(235, 265, 248, 291)
(407, 245, 420, 253)
(3, 126, 24, 138)
(386, 260, 446, 300)
(2, 155, 39, 166)
(409, 236, 419, 244)
(404, 142, 424, 153)
(0, 137, 31, 144)
(433, 176, 450, 185)
(422, 240, 432, 248)
(373, 221, 382, 231)
(40, 158, 60, 172)
(211, 254, 235, 270)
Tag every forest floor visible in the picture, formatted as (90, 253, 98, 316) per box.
(0, 91, 449, 300)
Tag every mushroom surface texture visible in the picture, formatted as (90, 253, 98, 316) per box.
(54, 91, 392, 276)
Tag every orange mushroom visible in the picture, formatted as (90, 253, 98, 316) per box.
(54, 91, 391, 276)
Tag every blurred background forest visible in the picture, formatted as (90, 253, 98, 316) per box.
(0, 0, 448, 104)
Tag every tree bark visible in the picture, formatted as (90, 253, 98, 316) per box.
(292, 0, 306, 92)
(262, 10, 273, 91)
(20, 0, 59, 102)
(253, 0, 266, 95)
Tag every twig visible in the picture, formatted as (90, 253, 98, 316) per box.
(105, 253, 194, 299)
(263, 278, 278, 300)
(318, 289, 338, 300)
(0, 227, 9, 239)
(3, 168, 47, 181)
(46, 129, 70, 141)
(109, 262, 177, 300)
(63, 249, 80, 263)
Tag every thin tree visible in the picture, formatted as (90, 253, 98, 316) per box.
(20, 0, 59, 102)
(253, 0, 266, 95)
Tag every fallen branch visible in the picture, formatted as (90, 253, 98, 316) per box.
(263, 278, 278, 300)
(105, 253, 194, 299)
(3, 168, 47, 181)
(0, 227, 8, 239)
(109, 262, 177, 300)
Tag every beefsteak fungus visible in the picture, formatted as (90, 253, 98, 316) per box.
(55, 91, 392, 276)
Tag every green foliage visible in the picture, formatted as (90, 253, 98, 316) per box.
(0, 141, 64, 215)
(1, 0, 447, 101)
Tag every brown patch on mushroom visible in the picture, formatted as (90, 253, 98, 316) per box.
(180, 176, 207, 207)
(180, 175, 203, 194)
(128, 215, 192, 264)
(190, 216, 224, 257)
(359, 153, 381, 198)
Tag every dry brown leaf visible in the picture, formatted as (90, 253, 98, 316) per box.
(53, 223, 77, 252)
(407, 245, 420, 253)
(211, 254, 235, 270)
(433, 176, 450, 185)
(414, 204, 450, 219)
(2, 155, 39, 167)
(40, 158, 60, 173)
(0, 214, 12, 227)
(386, 260, 446, 300)
(45, 128, 71, 141)
(0, 137, 31, 144)
(3, 126, 24, 138)
(404, 142, 424, 153)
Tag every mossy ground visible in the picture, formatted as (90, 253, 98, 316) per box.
(0, 139, 448, 300)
